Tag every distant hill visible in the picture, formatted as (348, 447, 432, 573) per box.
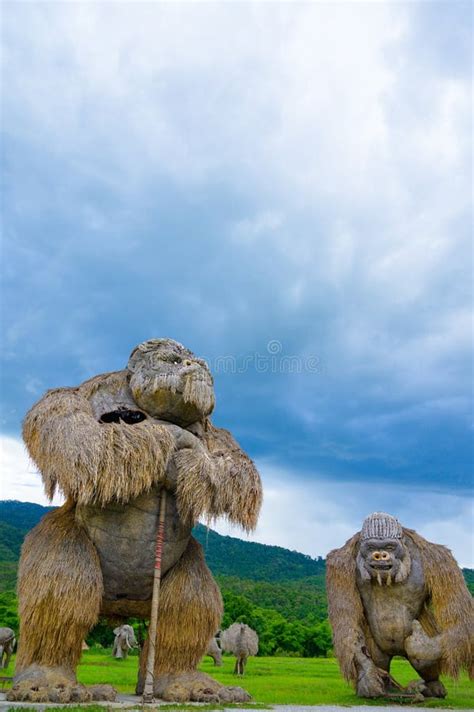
(0, 502, 55, 590)
(194, 524, 325, 581)
(0, 501, 55, 535)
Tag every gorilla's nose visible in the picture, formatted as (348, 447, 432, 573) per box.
(372, 551, 390, 561)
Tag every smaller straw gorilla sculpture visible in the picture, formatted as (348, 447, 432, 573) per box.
(326, 512, 473, 700)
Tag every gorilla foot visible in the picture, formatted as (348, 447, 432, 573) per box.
(357, 666, 395, 698)
(356, 666, 425, 700)
(406, 679, 447, 699)
(6, 665, 117, 703)
(423, 680, 447, 698)
(141, 671, 251, 703)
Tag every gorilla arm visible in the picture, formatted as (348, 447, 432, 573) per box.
(404, 620, 442, 669)
(23, 386, 174, 507)
(326, 536, 388, 696)
(404, 530, 473, 679)
(174, 423, 262, 532)
(204, 424, 262, 532)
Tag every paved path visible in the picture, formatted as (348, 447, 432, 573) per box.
(0, 695, 447, 712)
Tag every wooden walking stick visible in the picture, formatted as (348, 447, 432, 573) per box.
(142, 488, 167, 703)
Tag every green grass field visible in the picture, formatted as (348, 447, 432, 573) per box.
(2, 652, 473, 708)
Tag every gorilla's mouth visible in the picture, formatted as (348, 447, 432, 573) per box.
(369, 562, 396, 586)
(370, 562, 393, 571)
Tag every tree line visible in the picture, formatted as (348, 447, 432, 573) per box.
(0, 586, 333, 658)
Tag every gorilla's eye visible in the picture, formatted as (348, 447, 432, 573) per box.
(173, 358, 182, 364)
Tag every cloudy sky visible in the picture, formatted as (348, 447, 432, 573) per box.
(1, 1, 472, 565)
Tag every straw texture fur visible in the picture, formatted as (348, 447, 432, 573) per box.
(326, 533, 364, 683)
(138, 537, 222, 681)
(23, 376, 174, 506)
(175, 423, 262, 532)
(326, 529, 473, 684)
(15, 501, 103, 673)
(404, 528, 473, 679)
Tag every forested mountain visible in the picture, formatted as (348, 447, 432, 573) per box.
(194, 524, 325, 581)
(0, 501, 55, 534)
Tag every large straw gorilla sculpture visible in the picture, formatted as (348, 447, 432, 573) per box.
(327, 512, 473, 700)
(8, 339, 262, 704)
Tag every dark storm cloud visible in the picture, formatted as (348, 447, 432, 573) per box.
(1, 1, 472, 507)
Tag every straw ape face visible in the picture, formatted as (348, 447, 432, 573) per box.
(356, 537, 411, 586)
(127, 339, 215, 426)
(355, 511, 411, 586)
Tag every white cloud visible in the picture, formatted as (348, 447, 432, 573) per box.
(231, 211, 284, 245)
(5, 1, 466, 212)
(211, 460, 474, 568)
(0, 435, 63, 506)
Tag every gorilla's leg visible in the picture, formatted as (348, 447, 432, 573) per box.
(137, 537, 250, 702)
(3, 643, 13, 670)
(7, 503, 109, 703)
(370, 646, 391, 672)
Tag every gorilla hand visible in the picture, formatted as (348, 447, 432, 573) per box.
(404, 620, 442, 669)
(155, 422, 208, 493)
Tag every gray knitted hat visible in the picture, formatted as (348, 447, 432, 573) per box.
(361, 512, 402, 540)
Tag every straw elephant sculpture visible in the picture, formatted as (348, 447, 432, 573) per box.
(327, 512, 473, 700)
(205, 636, 222, 666)
(8, 338, 262, 704)
(221, 623, 259, 675)
(0, 627, 15, 669)
(112, 624, 137, 660)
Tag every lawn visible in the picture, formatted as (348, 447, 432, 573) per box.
(2, 652, 473, 708)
